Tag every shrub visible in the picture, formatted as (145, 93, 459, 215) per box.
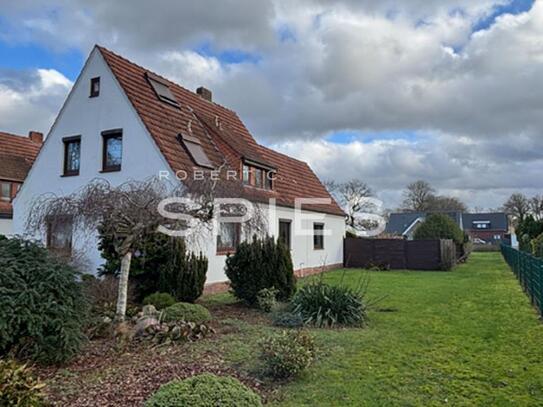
(82, 275, 136, 319)
(145, 373, 262, 407)
(259, 330, 316, 379)
(517, 216, 543, 252)
(225, 236, 296, 306)
(256, 288, 278, 312)
(0, 238, 87, 364)
(291, 281, 367, 327)
(143, 293, 176, 310)
(161, 302, 212, 324)
(532, 233, 543, 259)
(413, 213, 464, 245)
(0, 359, 46, 406)
(99, 232, 208, 302)
(157, 238, 208, 303)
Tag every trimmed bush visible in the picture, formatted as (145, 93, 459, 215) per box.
(256, 287, 278, 312)
(0, 359, 46, 406)
(259, 330, 316, 379)
(143, 292, 176, 310)
(413, 213, 464, 244)
(161, 302, 211, 324)
(145, 373, 262, 407)
(291, 282, 367, 327)
(225, 236, 296, 306)
(0, 238, 87, 364)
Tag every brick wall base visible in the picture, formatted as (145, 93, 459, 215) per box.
(202, 263, 343, 295)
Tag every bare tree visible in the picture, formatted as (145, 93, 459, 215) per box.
(325, 179, 375, 230)
(502, 193, 530, 222)
(401, 180, 435, 212)
(26, 176, 266, 321)
(427, 195, 467, 212)
(530, 195, 543, 221)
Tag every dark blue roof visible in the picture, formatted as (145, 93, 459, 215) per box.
(462, 212, 508, 231)
(385, 212, 425, 234)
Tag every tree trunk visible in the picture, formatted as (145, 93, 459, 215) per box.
(115, 251, 132, 321)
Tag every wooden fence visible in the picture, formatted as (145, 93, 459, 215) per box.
(344, 238, 456, 270)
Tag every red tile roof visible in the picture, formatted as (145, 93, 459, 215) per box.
(98, 46, 344, 216)
(0, 131, 43, 216)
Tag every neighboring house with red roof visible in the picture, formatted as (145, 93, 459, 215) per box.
(0, 131, 43, 236)
(13, 45, 345, 287)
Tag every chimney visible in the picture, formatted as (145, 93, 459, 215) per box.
(28, 131, 44, 144)
(196, 86, 212, 102)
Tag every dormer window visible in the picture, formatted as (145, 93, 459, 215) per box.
(146, 72, 179, 107)
(178, 133, 213, 169)
(242, 162, 275, 190)
(90, 77, 100, 97)
(473, 221, 490, 229)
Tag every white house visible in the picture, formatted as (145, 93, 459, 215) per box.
(13, 45, 345, 290)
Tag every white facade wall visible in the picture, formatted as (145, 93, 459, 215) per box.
(13, 47, 346, 284)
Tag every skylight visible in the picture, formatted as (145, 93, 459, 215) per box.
(177, 133, 213, 169)
(146, 72, 179, 107)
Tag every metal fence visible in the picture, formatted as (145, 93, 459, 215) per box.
(501, 244, 543, 316)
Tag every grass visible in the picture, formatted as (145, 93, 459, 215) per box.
(200, 252, 543, 406)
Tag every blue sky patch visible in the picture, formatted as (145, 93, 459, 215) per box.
(326, 130, 422, 144)
(194, 41, 261, 65)
(472, 0, 534, 32)
(0, 40, 83, 81)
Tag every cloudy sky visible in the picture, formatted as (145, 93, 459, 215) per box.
(0, 0, 541, 210)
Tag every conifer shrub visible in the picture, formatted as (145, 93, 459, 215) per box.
(225, 236, 296, 306)
(0, 238, 87, 364)
(413, 213, 464, 245)
(145, 373, 262, 407)
(532, 233, 543, 259)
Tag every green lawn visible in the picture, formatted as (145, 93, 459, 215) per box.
(201, 252, 543, 406)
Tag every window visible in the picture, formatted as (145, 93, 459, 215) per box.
(242, 165, 250, 184)
(264, 171, 274, 190)
(63, 136, 81, 176)
(279, 220, 291, 250)
(0, 182, 11, 202)
(494, 234, 502, 240)
(178, 133, 213, 168)
(254, 168, 263, 188)
(146, 73, 179, 107)
(217, 222, 240, 253)
(313, 223, 324, 250)
(90, 77, 100, 97)
(46, 217, 73, 255)
(102, 130, 123, 172)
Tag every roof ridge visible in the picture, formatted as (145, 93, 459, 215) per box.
(95, 44, 237, 116)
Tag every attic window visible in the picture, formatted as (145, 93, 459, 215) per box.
(177, 133, 213, 169)
(146, 73, 179, 107)
(90, 77, 100, 97)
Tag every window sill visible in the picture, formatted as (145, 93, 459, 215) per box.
(216, 249, 236, 256)
(61, 172, 79, 177)
(313, 247, 325, 251)
(100, 167, 121, 173)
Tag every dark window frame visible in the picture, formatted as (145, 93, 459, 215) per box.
(177, 133, 214, 169)
(216, 222, 241, 254)
(279, 219, 292, 250)
(62, 135, 81, 177)
(101, 129, 123, 172)
(313, 222, 324, 250)
(90, 77, 100, 98)
(0, 182, 11, 202)
(146, 73, 179, 107)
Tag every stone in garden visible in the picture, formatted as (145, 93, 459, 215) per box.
(134, 317, 160, 336)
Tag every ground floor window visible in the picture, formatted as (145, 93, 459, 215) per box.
(313, 222, 324, 250)
(279, 219, 291, 249)
(46, 216, 73, 255)
(217, 222, 240, 254)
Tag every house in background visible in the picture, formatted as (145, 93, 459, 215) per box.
(385, 211, 509, 245)
(461, 213, 509, 245)
(13, 45, 345, 289)
(385, 211, 463, 240)
(0, 131, 43, 236)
